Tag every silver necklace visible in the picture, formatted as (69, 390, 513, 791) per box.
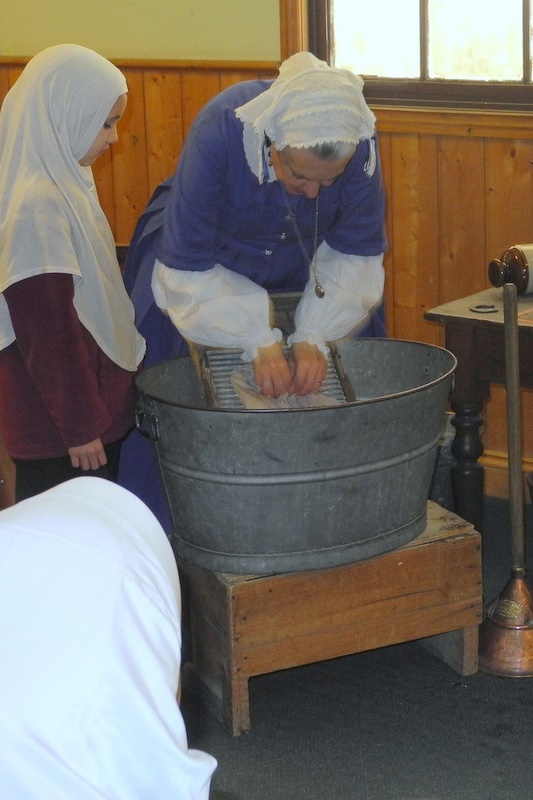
(281, 187, 325, 299)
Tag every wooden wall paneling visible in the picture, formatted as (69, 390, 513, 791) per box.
(437, 137, 487, 302)
(480, 309, 533, 469)
(388, 133, 441, 344)
(181, 70, 222, 138)
(521, 392, 533, 459)
(0, 64, 24, 105)
(483, 138, 533, 465)
(0, 68, 9, 106)
(110, 69, 150, 244)
(376, 107, 533, 140)
(483, 385, 533, 500)
(377, 131, 395, 337)
(484, 138, 533, 471)
(485, 138, 533, 260)
(93, 69, 149, 241)
(8, 66, 24, 88)
(93, 151, 116, 236)
(436, 137, 498, 480)
(143, 69, 184, 194)
(219, 69, 277, 92)
(483, 387, 509, 461)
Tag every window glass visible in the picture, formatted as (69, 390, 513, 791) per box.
(428, 0, 523, 80)
(332, 0, 420, 78)
(332, 0, 527, 82)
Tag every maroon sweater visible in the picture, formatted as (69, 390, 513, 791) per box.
(0, 273, 138, 459)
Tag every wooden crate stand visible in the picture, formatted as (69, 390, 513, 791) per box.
(179, 501, 482, 736)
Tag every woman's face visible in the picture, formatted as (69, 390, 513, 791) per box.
(270, 144, 355, 198)
(78, 93, 127, 166)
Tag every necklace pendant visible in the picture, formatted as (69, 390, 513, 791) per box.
(315, 283, 325, 299)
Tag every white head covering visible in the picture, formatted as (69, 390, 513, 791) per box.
(0, 477, 216, 798)
(0, 44, 145, 370)
(235, 51, 377, 183)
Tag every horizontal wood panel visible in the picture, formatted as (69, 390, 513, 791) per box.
(234, 599, 480, 676)
(375, 106, 533, 139)
(1, 57, 532, 503)
(230, 534, 481, 675)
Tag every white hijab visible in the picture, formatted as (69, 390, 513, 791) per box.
(236, 51, 377, 183)
(0, 44, 145, 371)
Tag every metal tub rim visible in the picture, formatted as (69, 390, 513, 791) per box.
(135, 338, 457, 412)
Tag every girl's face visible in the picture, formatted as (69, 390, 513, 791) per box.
(78, 93, 127, 166)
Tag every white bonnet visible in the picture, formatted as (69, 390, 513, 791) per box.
(235, 51, 376, 182)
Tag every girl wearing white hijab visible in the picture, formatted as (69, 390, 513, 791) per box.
(0, 476, 216, 798)
(0, 44, 145, 501)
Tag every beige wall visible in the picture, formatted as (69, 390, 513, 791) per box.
(0, 0, 281, 61)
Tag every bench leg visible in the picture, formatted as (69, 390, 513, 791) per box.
(418, 625, 479, 676)
(225, 676, 250, 736)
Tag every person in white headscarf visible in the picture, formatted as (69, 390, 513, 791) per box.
(0, 44, 146, 502)
(0, 476, 217, 798)
(119, 51, 387, 529)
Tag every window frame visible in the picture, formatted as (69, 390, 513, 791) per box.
(306, 0, 533, 111)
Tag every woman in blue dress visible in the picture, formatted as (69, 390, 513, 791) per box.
(120, 51, 387, 529)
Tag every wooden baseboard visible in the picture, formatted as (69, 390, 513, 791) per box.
(481, 451, 533, 502)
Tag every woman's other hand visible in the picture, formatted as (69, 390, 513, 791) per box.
(68, 439, 107, 471)
(253, 342, 292, 397)
(288, 342, 328, 396)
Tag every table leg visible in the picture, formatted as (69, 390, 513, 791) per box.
(450, 401, 485, 532)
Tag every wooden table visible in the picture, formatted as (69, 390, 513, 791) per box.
(425, 287, 533, 532)
(179, 502, 482, 735)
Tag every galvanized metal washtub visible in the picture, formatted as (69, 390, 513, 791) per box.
(135, 339, 457, 575)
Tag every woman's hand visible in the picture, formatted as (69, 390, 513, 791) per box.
(288, 342, 328, 396)
(68, 438, 107, 471)
(253, 341, 328, 397)
(253, 342, 292, 397)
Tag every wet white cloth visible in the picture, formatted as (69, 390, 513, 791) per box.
(235, 51, 376, 183)
(0, 44, 145, 370)
(152, 243, 384, 361)
(0, 477, 216, 799)
(231, 364, 341, 409)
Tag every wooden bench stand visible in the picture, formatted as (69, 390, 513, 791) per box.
(179, 501, 482, 736)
